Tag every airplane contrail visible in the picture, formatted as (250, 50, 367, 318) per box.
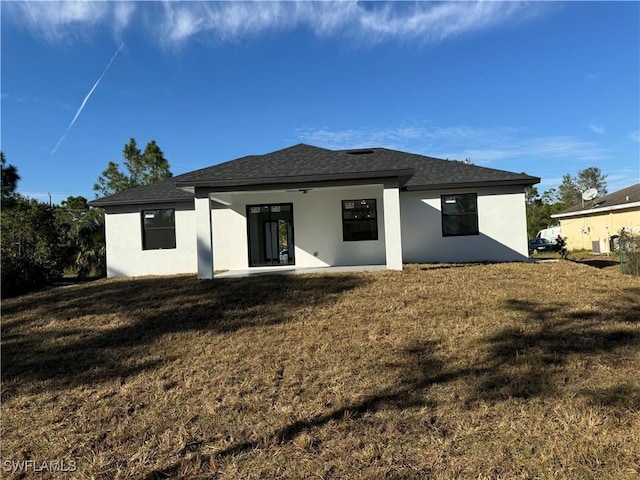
(51, 42, 125, 156)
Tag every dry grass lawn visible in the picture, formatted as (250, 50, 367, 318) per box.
(2, 261, 639, 479)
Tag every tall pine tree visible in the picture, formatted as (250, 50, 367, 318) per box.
(558, 167, 607, 207)
(1, 151, 20, 205)
(94, 138, 172, 196)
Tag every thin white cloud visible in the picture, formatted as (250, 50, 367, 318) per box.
(589, 124, 605, 135)
(3, 1, 136, 44)
(353, 1, 530, 43)
(2, 93, 74, 112)
(156, 1, 546, 47)
(629, 131, 640, 142)
(295, 125, 610, 164)
(295, 125, 517, 152)
(435, 136, 610, 163)
(113, 2, 135, 39)
(6, 1, 547, 47)
(51, 43, 125, 156)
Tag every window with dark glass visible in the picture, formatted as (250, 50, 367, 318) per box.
(441, 193, 479, 236)
(342, 199, 378, 241)
(142, 209, 176, 250)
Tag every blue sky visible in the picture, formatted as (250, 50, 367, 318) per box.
(2, 1, 639, 204)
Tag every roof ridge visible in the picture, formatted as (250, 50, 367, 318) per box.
(273, 143, 332, 152)
(92, 143, 541, 207)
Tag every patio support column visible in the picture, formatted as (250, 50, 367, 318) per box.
(195, 190, 214, 279)
(383, 181, 403, 271)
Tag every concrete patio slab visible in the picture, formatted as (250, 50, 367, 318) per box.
(213, 264, 387, 279)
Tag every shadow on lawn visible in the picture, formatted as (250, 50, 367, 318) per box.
(144, 341, 454, 479)
(478, 292, 640, 401)
(144, 287, 640, 479)
(570, 258, 620, 269)
(1, 274, 366, 397)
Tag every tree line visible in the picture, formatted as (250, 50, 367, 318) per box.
(1, 139, 172, 297)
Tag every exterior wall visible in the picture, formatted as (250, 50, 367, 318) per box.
(210, 185, 387, 271)
(103, 184, 532, 277)
(400, 186, 530, 263)
(558, 208, 640, 253)
(104, 202, 196, 277)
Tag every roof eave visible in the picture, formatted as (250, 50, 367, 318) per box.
(551, 201, 640, 219)
(89, 196, 194, 207)
(405, 177, 540, 191)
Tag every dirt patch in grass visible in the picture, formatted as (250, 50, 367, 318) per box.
(2, 262, 639, 479)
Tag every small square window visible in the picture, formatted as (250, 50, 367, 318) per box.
(441, 193, 478, 236)
(142, 208, 176, 249)
(342, 199, 378, 241)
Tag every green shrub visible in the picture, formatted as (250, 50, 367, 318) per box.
(1, 198, 65, 297)
(618, 231, 640, 276)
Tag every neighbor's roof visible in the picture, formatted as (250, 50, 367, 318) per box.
(90, 143, 540, 207)
(551, 183, 640, 219)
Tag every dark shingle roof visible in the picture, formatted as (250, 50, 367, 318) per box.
(553, 183, 640, 216)
(90, 143, 539, 207)
(89, 176, 194, 206)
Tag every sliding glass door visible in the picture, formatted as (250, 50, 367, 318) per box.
(247, 203, 295, 267)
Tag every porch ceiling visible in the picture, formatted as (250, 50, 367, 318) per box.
(208, 181, 394, 206)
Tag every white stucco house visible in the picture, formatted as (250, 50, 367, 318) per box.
(90, 144, 540, 279)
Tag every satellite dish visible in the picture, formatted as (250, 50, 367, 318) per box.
(582, 188, 598, 201)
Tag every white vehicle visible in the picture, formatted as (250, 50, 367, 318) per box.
(536, 226, 562, 245)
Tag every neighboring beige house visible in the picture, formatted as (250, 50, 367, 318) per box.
(551, 183, 640, 253)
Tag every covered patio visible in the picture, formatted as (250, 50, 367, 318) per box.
(213, 264, 388, 279)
